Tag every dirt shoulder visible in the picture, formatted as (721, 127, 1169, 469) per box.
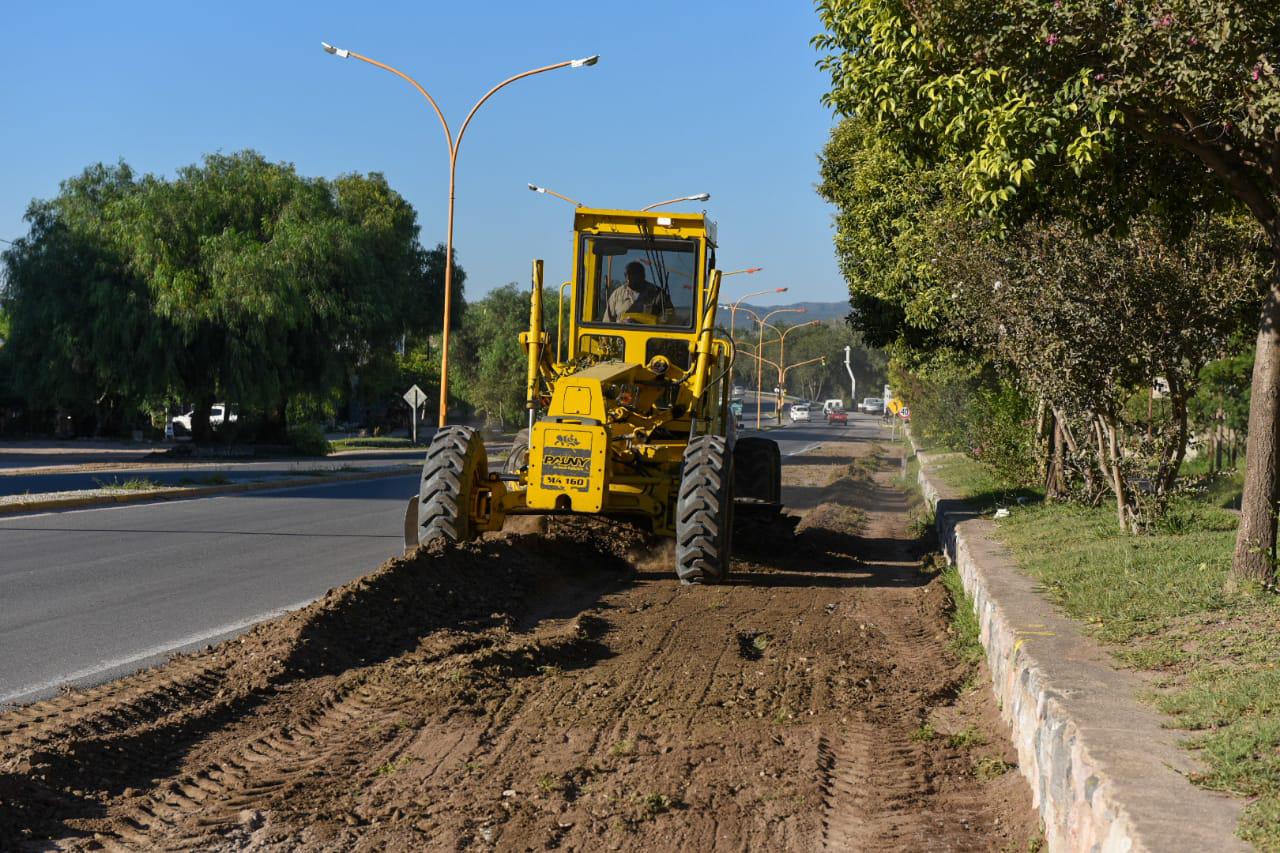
(0, 431, 1037, 851)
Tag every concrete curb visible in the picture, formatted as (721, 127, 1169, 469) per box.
(910, 441, 1247, 851)
(0, 468, 417, 516)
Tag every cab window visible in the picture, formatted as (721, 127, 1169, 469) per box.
(579, 235, 698, 330)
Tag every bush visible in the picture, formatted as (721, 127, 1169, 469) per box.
(895, 365, 1037, 487)
(288, 423, 331, 456)
(962, 383, 1036, 486)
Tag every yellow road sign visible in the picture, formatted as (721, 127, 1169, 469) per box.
(887, 398, 904, 415)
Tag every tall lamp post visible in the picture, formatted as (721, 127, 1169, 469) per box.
(724, 287, 787, 340)
(774, 320, 822, 423)
(640, 193, 710, 211)
(736, 346, 826, 421)
(527, 183, 583, 207)
(754, 307, 806, 428)
(728, 305, 786, 427)
(321, 42, 599, 428)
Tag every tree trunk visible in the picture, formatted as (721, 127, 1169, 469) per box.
(1213, 408, 1224, 473)
(191, 396, 215, 444)
(1046, 411, 1066, 499)
(1233, 253, 1280, 583)
(1094, 413, 1138, 533)
(1154, 381, 1189, 504)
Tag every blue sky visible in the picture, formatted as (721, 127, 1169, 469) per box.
(1, 1, 842, 306)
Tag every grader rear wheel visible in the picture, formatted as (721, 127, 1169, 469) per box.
(733, 436, 782, 512)
(415, 426, 488, 546)
(675, 435, 734, 584)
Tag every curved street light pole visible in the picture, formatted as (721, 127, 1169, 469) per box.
(640, 193, 710, 212)
(755, 307, 806, 429)
(724, 305, 780, 420)
(725, 286, 786, 340)
(775, 320, 822, 423)
(322, 43, 598, 427)
(528, 183, 583, 207)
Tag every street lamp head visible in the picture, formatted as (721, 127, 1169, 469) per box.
(528, 183, 543, 193)
(571, 55, 601, 68)
(690, 192, 711, 202)
(321, 42, 350, 59)
(775, 287, 787, 293)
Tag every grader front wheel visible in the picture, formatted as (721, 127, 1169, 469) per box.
(414, 426, 488, 547)
(675, 435, 735, 584)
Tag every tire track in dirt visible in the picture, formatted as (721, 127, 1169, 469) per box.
(1, 427, 1040, 851)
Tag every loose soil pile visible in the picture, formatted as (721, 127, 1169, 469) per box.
(1, 429, 1038, 851)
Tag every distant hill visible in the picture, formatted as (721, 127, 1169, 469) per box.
(735, 300, 849, 323)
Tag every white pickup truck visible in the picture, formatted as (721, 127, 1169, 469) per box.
(166, 404, 238, 439)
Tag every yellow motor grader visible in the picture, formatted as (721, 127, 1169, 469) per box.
(404, 206, 782, 583)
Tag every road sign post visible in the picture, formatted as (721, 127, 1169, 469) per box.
(403, 384, 428, 444)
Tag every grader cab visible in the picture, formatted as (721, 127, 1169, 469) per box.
(404, 206, 782, 583)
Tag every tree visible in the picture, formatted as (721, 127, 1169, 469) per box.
(1, 153, 449, 440)
(817, 117, 974, 370)
(453, 283, 552, 428)
(1191, 349, 1255, 471)
(815, 0, 1280, 579)
(1, 163, 167, 433)
(948, 215, 1263, 529)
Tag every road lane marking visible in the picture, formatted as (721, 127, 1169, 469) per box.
(0, 597, 317, 705)
(784, 442, 824, 457)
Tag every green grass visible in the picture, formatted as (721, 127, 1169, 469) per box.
(925, 452, 1042, 513)
(98, 476, 161, 491)
(941, 564, 983, 669)
(928, 447, 1280, 847)
(330, 436, 417, 451)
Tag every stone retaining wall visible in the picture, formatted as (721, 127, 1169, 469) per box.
(914, 448, 1247, 852)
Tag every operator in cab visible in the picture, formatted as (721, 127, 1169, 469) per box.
(604, 261, 672, 323)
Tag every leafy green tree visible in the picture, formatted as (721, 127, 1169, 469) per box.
(1, 163, 167, 433)
(1191, 350, 1255, 471)
(453, 282, 553, 428)
(817, 118, 974, 370)
(815, 0, 1280, 576)
(949, 215, 1262, 528)
(1, 153, 450, 440)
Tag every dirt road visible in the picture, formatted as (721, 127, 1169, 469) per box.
(0, 429, 1038, 850)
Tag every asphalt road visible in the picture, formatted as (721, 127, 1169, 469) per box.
(0, 417, 881, 706)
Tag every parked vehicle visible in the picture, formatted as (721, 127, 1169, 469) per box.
(166, 404, 238, 439)
(859, 397, 884, 414)
(827, 409, 848, 425)
(731, 385, 745, 401)
(789, 403, 812, 422)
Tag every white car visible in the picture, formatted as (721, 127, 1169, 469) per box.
(166, 403, 238, 439)
(860, 397, 885, 414)
(789, 403, 812, 422)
